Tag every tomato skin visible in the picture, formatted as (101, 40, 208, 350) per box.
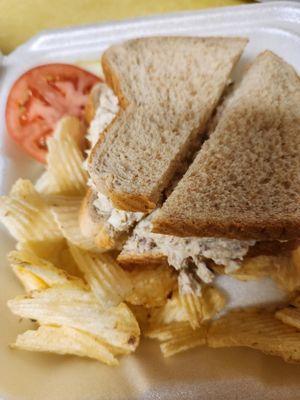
(6, 63, 101, 163)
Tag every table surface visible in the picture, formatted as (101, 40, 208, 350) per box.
(0, 0, 248, 54)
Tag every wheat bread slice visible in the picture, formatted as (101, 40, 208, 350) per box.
(88, 36, 247, 212)
(153, 51, 300, 240)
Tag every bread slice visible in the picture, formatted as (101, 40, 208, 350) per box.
(88, 36, 248, 212)
(153, 51, 300, 240)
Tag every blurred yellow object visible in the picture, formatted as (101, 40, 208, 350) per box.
(0, 0, 248, 54)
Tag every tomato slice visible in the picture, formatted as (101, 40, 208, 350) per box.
(6, 64, 101, 163)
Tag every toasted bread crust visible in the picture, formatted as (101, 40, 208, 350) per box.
(93, 54, 155, 212)
(107, 190, 156, 213)
(152, 217, 300, 241)
(102, 54, 129, 109)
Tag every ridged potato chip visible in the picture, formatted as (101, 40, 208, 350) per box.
(16, 240, 83, 278)
(146, 321, 194, 341)
(233, 248, 300, 293)
(51, 197, 101, 252)
(208, 308, 300, 363)
(146, 321, 207, 357)
(17, 239, 65, 264)
(149, 291, 188, 327)
(35, 171, 60, 195)
(201, 286, 227, 321)
(180, 286, 226, 329)
(275, 307, 300, 330)
(11, 265, 47, 292)
(160, 325, 207, 357)
(45, 117, 88, 195)
(232, 255, 274, 281)
(179, 293, 203, 329)
(272, 250, 300, 293)
(125, 265, 177, 308)
(8, 249, 84, 291)
(13, 325, 118, 366)
(127, 305, 152, 332)
(8, 287, 140, 353)
(0, 179, 62, 242)
(69, 245, 132, 309)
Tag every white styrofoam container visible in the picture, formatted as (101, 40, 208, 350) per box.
(1, 2, 300, 399)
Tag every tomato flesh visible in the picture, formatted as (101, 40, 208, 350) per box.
(6, 64, 101, 163)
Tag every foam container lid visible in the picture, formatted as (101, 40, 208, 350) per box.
(1, 2, 300, 399)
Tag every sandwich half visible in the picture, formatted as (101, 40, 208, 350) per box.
(152, 50, 300, 240)
(88, 36, 248, 213)
(81, 36, 248, 249)
(119, 50, 300, 292)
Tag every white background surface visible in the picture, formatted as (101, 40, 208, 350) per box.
(1, 2, 300, 399)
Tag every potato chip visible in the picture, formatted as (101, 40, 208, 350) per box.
(233, 249, 300, 293)
(8, 249, 84, 291)
(179, 293, 203, 329)
(208, 309, 300, 362)
(125, 265, 177, 308)
(180, 286, 226, 329)
(11, 265, 47, 292)
(16, 239, 83, 278)
(275, 307, 300, 330)
(160, 325, 207, 357)
(146, 321, 207, 357)
(35, 171, 60, 195)
(17, 239, 65, 264)
(51, 197, 101, 252)
(58, 245, 84, 278)
(149, 291, 188, 327)
(146, 321, 194, 341)
(0, 179, 62, 242)
(13, 325, 118, 366)
(128, 305, 152, 332)
(46, 117, 88, 195)
(272, 250, 300, 293)
(201, 286, 227, 320)
(8, 287, 140, 353)
(232, 255, 274, 281)
(69, 245, 132, 309)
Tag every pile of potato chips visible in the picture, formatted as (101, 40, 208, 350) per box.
(2, 116, 300, 365)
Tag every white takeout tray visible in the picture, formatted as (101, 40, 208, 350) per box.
(1, 2, 300, 399)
